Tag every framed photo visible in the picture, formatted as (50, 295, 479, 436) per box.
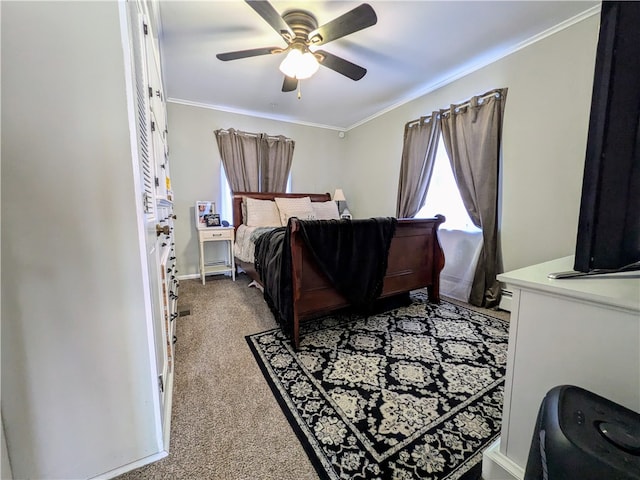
(204, 213, 221, 227)
(195, 201, 216, 229)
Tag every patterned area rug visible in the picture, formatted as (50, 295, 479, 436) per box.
(246, 292, 509, 480)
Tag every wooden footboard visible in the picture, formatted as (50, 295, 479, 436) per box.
(232, 192, 445, 349)
(288, 216, 445, 348)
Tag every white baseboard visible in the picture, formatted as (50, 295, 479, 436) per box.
(482, 439, 524, 480)
(94, 450, 168, 479)
(177, 272, 234, 281)
(177, 273, 200, 281)
(498, 289, 512, 312)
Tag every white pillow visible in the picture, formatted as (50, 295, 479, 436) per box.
(275, 196, 316, 225)
(311, 200, 340, 220)
(245, 197, 282, 227)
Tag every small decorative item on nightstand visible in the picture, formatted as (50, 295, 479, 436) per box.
(334, 188, 352, 218)
(204, 213, 221, 227)
(195, 201, 217, 229)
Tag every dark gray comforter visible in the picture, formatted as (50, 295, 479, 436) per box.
(254, 217, 397, 335)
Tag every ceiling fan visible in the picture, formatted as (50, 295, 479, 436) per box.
(216, 1, 377, 93)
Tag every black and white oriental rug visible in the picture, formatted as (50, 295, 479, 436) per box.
(246, 292, 509, 480)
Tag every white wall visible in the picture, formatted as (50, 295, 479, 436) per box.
(2, 2, 161, 478)
(167, 103, 347, 276)
(168, 13, 599, 277)
(347, 14, 599, 272)
(1, 417, 12, 479)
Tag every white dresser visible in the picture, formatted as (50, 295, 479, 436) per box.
(483, 256, 640, 479)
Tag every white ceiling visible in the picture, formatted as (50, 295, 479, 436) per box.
(158, 1, 599, 130)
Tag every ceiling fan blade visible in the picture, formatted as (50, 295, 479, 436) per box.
(308, 4, 377, 46)
(282, 76, 298, 92)
(216, 47, 281, 61)
(316, 50, 367, 81)
(245, 0, 294, 42)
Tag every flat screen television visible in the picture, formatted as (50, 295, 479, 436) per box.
(572, 0, 640, 275)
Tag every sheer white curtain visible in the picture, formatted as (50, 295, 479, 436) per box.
(416, 136, 482, 302)
(416, 137, 480, 232)
(220, 166, 233, 225)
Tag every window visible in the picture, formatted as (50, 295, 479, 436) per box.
(220, 167, 233, 224)
(415, 136, 480, 232)
(219, 167, 291, 225)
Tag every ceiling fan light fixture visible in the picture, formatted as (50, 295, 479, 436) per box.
(279, 48, 319, 80)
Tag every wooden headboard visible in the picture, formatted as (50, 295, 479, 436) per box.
(232, 191, 332, 232)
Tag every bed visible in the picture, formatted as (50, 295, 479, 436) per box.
(232, 191, 445, 349)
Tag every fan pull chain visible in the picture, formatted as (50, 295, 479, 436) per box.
(297, 81, 302, 100)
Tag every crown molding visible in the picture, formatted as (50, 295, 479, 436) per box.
(169, 5, 600, 132)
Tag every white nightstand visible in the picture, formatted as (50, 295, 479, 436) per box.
(197, 227, 235, 284)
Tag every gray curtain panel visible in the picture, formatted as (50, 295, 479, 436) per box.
(215, 129, 294, 193)
(259, 134, 294, 192)
(214, 128, 260, 192)
(440, 88, 508, 308)
(396, 112, 441, 218)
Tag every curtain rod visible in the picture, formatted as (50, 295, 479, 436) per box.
(440, 90, 502, 117)
(214, 128, 293, 142)
(405, 89, 504, 128)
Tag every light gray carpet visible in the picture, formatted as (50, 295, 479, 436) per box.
(116, 274, 509, 479)
(116, 274, 318, 480)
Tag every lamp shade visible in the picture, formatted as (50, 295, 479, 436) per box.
(333, 189, 346, 201)
(279, 48, 319, 80)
